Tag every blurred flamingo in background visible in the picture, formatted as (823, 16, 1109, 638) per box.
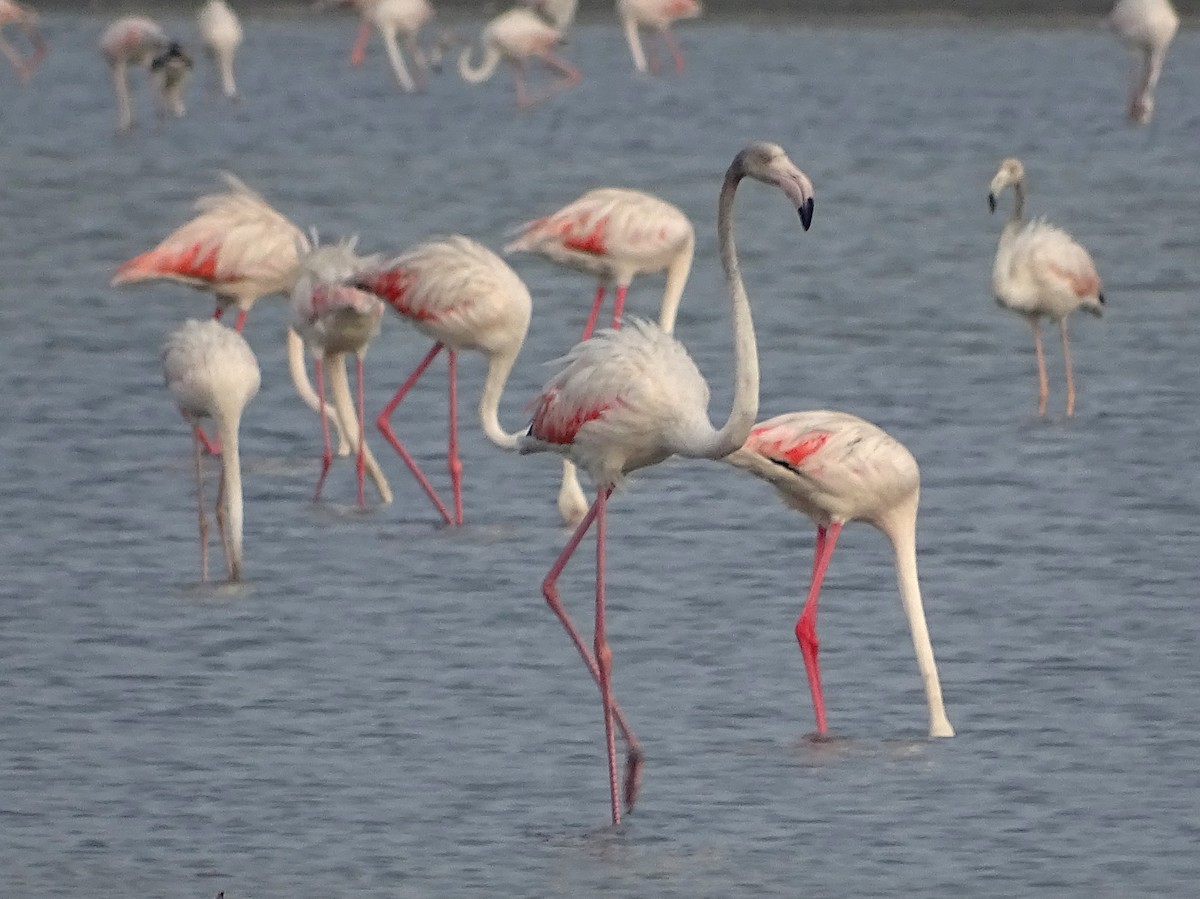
(517, 142, 814, 826)
(617, 0, 702, 75)
(150, 41, 194, 121)
(350, 236, 533, 527)
(0, 0, 46, 82)
(323, 0, 434, 92)
(725, 411, 955, 739)
(291, 241, 393, 507)
(1108, 0, 1178, 124)
(161, 319, 260, 583)
(99, 16, 173, 131)
(197, 0, 243, 100)
(988, 157, 1105, 418)
(112, 173, 355, 456)
(457, 3, 580, 109)
(506, 187, 696, 523)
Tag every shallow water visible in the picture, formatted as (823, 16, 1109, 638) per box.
(2, 12, 1199, 898)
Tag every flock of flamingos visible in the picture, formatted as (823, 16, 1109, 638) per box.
(1, 0, 1184, 827)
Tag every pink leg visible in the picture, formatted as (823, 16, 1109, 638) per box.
(447, 350, 464, 526)
(1031, 319, 1049, 417)
(233, 309, 248, 333)
(511, 60, 531, 109)
(581, 282, 607, 341)
(522, 51, 582, 107)
(350, 19, 371, 66)
(376, 344, 454, 525)
(796, 522, 843, 735)
(192, 426, 209, 581)
(610, 284, 629, 329)
(212, 305, 224, 321)
(541, 486, 643, 821)
(356, 353, 367, 507)
(593, 487, 621, 825)
(1060, 319, 1076, 418)
(313, 357, 334, 502)
(661, 26, 685, 73)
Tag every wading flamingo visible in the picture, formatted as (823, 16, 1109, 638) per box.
(112, 173, 354, 455)
(100, 16, 173, 131)
(988, 157, 1105, 418)
(150, 41, 194, 120)
(197, 0, 243, 100)
(350, 236, 533, 527)
(162, 319, 260, 582)
(506, 187, 695, 523)
(0, 0, 45, 82)
(618, 0, 702, 75)
(1108, 0, 1178, 124)
(725, 412, 955, 739)
(324, 0, 434, 92)
(519, 141, 814, 826)
(457, 4, 580, 109)
(290, 241, 393, 506)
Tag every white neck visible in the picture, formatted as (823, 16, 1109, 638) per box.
(655, 231, 695, 335)
(458, 43, 500, 83)
(325, 351, 393, 503)
(214, 410, 245, 581)
(621, 16, 648, 73)
(478, 349, 523, 450)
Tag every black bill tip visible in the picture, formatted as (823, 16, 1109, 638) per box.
(798, 197, 814, 231)
(987, 193, 997, 214)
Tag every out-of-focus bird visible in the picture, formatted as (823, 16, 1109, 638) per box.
(150, 41, 194, 121)
(1108, 0, 1178, 124)
(988, 157, 1105, 418)
(457, 4, 580, 108)
(99, 16, 173, 131)
(0, 0, 45, 82)
(161, 319, 260, 582)
(197, 0, 243, 100)
(617, 0, 702, 75)
(725, 411, 955, 739)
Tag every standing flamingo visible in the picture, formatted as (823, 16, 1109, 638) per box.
(112, 173, 354, 455)
(519, 141, 814, 826)
(349, 236, 532, 526)
(100, 16, 173, 131)
(290, 240, 393, 507)
(0, 0, 45, 82)
(197, 0, 243, 100)
(457, 4, 580, 109)
(725, 412, 955, 739)
(617, 0, 702, 75)
(162, 319, 260, 582)
(988, 157, 1105, 418)
(324, 0, 434, 92)
(506, 187, 696, 523)
(1108, 0, 1178, 124)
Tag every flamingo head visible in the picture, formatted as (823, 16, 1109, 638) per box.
(987, 156, 1025, 213)
(729, 141, 814, 230)
(1130, 95, 1153, 125)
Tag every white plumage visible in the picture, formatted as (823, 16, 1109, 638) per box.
(1108, 0, 1178, 124)
(197, 0, 242, 100)
(617, 0, 702, 75)
(457, 5, 580, 108)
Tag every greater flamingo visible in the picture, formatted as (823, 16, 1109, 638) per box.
(112, 173, 354, 455)
(100, 16, 173, 131)
(457, 4, 580, 109)
(0, 0, 45, 82)
(725, 412, 955, 739)
(290, 241, 393, 507)
(350, 235, 532, 527)
(1108, 0, 1178, 124)
(506, 187, 696, 523)
(161, 319, 260, 582)
(617, 0, 702, 75)
(988, 157, 1105, 418)
(519, 141, 814, 826)
(197, 0, 243, 100)
(150, 41, 194, 121)
(324, 0, 434, 92)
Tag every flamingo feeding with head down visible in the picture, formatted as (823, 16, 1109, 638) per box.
(617, 0, 702, 75)
(161, 319, 260, 582)
(99, 16, 174, 131)
(197, 0, 243, 100)
(988, 157, 1105, 419)
(725, 412, 955, 739)
(1108, 0, 1178, 124)
(0, 0, 46, 82)
(350, 236, 533, 527)
(518, 141, 814, 826)
(150, 41, 194, 121)
(506, 187, 696, 524)
(112, 173, 355, 456)
(457, 4, 580, 109)
(290, 240, 393, 507)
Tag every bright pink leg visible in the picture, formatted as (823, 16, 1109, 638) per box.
(796, 522, 843, 735)
(581, 282, 607, 340)
(376, 344, 454, 525)
(541, 486, 643, 821)
(233, 309, 248, 332)
(447, 350, 464, 526)
(355, 353, 367, 508)
(610, 284, 629, 329)
(350, 19, 371, 66)
(593, 488, 621, 825)
(313, 357, 334, 502)
(662, 27, 685, 73)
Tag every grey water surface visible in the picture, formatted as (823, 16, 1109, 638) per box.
(2, 12, 1199, 898)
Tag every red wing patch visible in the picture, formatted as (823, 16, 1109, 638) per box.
(1047, 262, 1100, 298)
(528, 389, 610, 445)
(748, 427, 830, 468)
(114, 243, 221, 284)
(561, 217, 609, 256)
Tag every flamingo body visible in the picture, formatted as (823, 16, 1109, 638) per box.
(197, 0, 243, 100)
(617, 0, 702, 74)
(100, 16, 171, 131)
(725, 411, 955, 739)
(1108, 0, 1178, 123)
(162, 319, 260, 582)
(458, 6, 580, 108)
(0, 0, 45, 82)
(988, 157, 1104, 417)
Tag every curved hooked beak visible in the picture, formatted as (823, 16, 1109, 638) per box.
(798, 197, 814, 231)
(987, 192, 997, 214)
(774, 167, 815, 231)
